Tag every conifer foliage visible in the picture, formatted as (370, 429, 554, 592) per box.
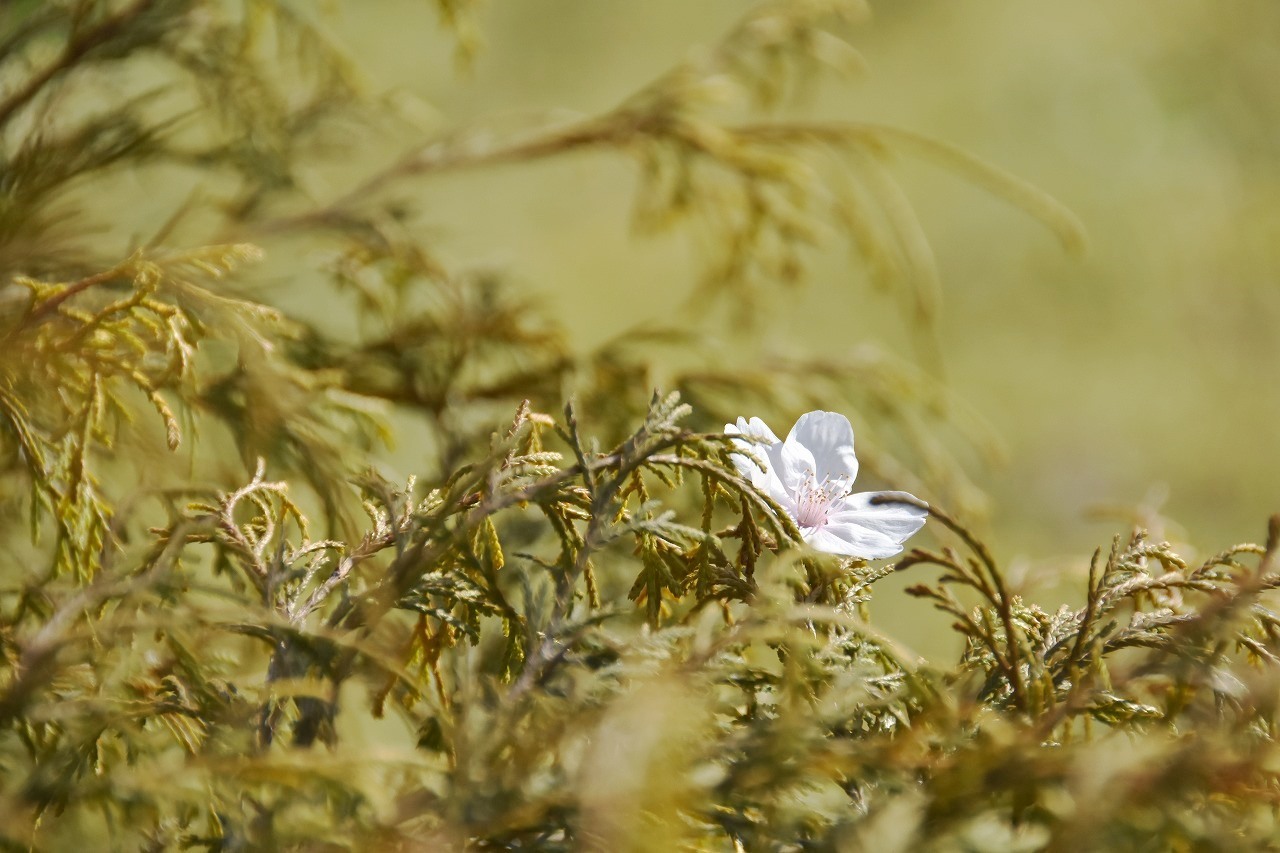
(0, 2, 1277, 849)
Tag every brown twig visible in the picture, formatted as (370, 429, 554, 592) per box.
(0, 0, 158, 130)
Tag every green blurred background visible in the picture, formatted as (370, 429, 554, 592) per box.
(325, 0, 1279, 569)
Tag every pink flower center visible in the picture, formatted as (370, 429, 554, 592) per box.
(794, 476, 848, 530)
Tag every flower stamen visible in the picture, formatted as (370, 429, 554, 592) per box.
(794, 474, 849, 530)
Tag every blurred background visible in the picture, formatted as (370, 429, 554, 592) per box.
(322, 0, 1278, 573)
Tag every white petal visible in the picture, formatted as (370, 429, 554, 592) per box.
(728, 454, 766, 486)
(743, 416, 779, 445)
(821, 490, 928, 558)
(801, 525, 895, 558)
(772, 435, 815, 493)
(724, 417, 779, 489)
(786, 411, 858, 484)
(760, 468, 796, 514)
(743, 448, 794, 510)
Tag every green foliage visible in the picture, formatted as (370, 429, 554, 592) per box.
(0, 2, 1275, 851)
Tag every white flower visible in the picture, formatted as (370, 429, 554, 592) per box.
(725, 411, 927, 559)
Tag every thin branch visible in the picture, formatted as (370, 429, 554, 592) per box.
(0, 0, 158, 130)
(0, 516, 208, 725)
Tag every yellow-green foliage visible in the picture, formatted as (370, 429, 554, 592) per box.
(0, 2, 1277, 850)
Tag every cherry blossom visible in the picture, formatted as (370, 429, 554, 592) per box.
(725, 411, 927, 558)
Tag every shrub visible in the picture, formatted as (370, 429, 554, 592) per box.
(0, 2, 1275, 850)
